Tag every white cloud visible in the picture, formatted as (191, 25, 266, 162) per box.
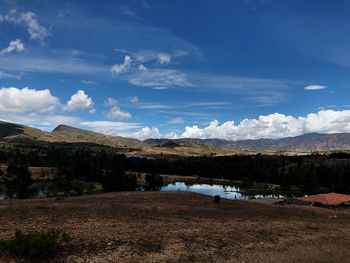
(153, 86, 169, 90)
(129, 96, 139, 103)
(304, 85, 327, 90)
(157, 53, 171, 64)
(127, 127, 160, 140)
(129, 68, 192, 87)
(107, 106, 132, 119)
(0, 52, 108, 74)
(167, 117, 185, 124)
(138, 64, 148, 71)
(0, 71, 21, 79)
(81, 121, 142, 135)
(0, 87, 60, 113)
(111, 55, 132, 74)
(181, 110, 350, 140)
(105, 98, 118, 106)
(81, 80, 97, 84)
(1, 113, 81, 131)
(65, 90, 94, 111)
(1, 9, 48, 41)
(190, 74, 289, 106)
(132, 50, 186, 64)
(1, 39, 24, 55)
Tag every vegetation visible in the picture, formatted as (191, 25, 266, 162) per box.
(3, 163, 33, 198)
(145, 174, 164, 190)
(0, 229, 72, 258)
(0, 145, 350, 197)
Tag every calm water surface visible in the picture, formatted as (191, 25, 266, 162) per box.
(0, 182, 283, 200)
(161, 182, 282, 200)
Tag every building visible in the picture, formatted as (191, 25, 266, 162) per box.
(297, 193, 350, 207)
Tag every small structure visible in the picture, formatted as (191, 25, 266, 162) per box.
(297, 193, 350, 207)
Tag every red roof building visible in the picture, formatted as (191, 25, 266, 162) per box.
(298, 193, 350, 206)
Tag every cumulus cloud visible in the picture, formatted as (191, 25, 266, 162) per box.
(1, 9, 48, 41)
(105, 97, 118, 106)
(157, 53, 171, 64)
(181, 110, 350, 140)
(1, 39, 24, 55)
(107, 106, 132, 119)
(111, 55, 132, 74)
(127, 127, 160, 140)
(304, 85, 327, 90)
(0, 87, 60, 113)
(65, 90, 94, 111)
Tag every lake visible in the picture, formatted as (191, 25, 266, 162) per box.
(161, 182, 283, 200)
(0, 181, 283, 200)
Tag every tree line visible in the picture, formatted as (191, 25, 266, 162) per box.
(0, 145, 350, 196)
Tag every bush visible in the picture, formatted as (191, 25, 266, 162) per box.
(5, 163, 33, 199)
(103, 168, 137, 192)
(0, 229, 72, 258)
(145, 174, 164, 191)
(70, 179, 96, 195)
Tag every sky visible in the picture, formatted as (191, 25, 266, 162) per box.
(0, 0, 350, 141)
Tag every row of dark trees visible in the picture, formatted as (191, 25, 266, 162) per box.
(1, 145, 350, 195)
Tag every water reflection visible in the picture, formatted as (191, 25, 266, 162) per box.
(161, 182, 281, 200)
(0, 181, 282, 200)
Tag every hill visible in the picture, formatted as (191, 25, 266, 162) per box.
(0, 121, 146, 149)
(2, 120, 350, 153)
(0, 120, 56, 143)
(51, 125, 146, 148)
(145, 133, 350, 152)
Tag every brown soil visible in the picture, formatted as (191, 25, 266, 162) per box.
(0, 192, 350, 262)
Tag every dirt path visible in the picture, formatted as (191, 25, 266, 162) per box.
(0, 192, 350, 262)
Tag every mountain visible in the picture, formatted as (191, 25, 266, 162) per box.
(145, 133, 350, 152)
(2, 120, 350, 153)
(0, 121, 146, 149)
(51, 125, 146, 148)
(0, 120, 55, 143)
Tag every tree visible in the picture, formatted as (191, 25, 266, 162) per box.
(5, 163, 33, 199)
(145, 174, 164, 190)
(103, 167, 137, 192)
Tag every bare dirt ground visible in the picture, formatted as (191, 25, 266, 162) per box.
(0, 192, 350, 263)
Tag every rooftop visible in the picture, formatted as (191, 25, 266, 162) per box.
(298, 193, 350, 205)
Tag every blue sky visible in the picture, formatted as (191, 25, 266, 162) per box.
(0, 0, 350, 140)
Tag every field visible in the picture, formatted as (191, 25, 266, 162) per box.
(1, 192, 350, 262)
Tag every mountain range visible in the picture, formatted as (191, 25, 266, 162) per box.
(1, 120, 350, 154)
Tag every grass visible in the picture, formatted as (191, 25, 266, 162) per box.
(0, 229, 72, 258)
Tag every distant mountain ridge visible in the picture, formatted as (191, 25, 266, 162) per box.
(0, 121, 146, 149)
(145, 133, 350, 152)
(1, 120, 350, 152)
(51, 124, 146, 148)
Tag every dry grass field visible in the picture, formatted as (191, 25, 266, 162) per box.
(0, 192, 350, 262)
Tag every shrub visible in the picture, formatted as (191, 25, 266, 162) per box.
(145, 174, 164, 191)
(70, 179, 96, 195)
(103, 168, 137, 192)
(0, 229, 72, 258)
(5, 163, 33, 199)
